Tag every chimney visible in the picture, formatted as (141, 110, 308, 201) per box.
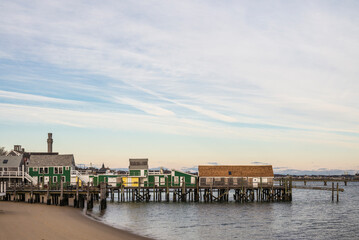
(47, 133, 53, 153)
(14, 145, 21, 152)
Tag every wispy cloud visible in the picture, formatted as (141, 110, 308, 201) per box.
(114, 97, 175, 117)
(251, 161, 270, 165)
(0, 90, 82, 105)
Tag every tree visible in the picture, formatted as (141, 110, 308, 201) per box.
(0, 147, 7, 156)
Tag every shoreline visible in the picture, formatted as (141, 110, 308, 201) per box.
(0, 201, 153, 240)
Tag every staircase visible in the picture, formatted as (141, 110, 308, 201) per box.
(24, 172, 38, 185)
(71, 170, 89, 184)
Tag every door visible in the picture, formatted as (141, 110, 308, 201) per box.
(180, 177, 185, 186)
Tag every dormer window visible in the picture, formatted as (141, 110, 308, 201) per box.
(3, 159, 8, 164)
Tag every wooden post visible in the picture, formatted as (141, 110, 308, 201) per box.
(47, 181, 51, 205)
(166, 177, 169, 202)
(260, 177, 263, 202)
(289, 176, 292, 201)
(284, 179, 287, 201)
(182, 178, 186, 202)
(336, 183, 339, 202)
(75, 179, 79, 208)
(60, 179, 64, 206)
(121, 184, 124, 202)
(332, 182, 334, 202)
(87, 182, 92, 210)
(195, 177, 199, 202)
(173, 189, 177, 202)
(30, 184, 33, 203)
(99, 182, 107, 210)
(111, 188, 114, 203)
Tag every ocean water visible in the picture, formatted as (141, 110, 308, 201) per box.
(87, 182, 359, 240)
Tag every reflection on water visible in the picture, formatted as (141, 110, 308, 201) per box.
(87, 182, 359, 240)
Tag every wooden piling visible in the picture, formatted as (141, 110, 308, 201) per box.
(75, 179, 79, 208)
(47, 181, 51, 205)
(60, 179, 64, 206)
(99, 182, 107, 210)
(182, 179, 186, 202)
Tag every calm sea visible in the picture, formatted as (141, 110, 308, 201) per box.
(86, 182, 359, 240)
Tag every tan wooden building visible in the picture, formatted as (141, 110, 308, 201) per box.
(198, 165, 274, 188)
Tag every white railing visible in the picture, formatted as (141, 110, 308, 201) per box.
(0, 171, 23, 177)
(0, 171, 38, 185)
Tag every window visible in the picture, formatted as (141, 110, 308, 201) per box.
(33, 167, 38, 172)
(59, 167, 63, 174)
(54, 167, 58, 174)
(61, 176, 66, 182)
(191, 177, 195, 184)
(53, 176, 58, 183)
(39, 168, 43, 173)
(44, 168, 48, 174)
(160, 177, 165, 185)
(2, 159, 8, 164)
(65, 166, 70, 171)
(3, 167, 7, 171)
(228, 171, 232, 175)
(39, 176, 43, 183)
(174, 176, 179, 184)
(0, 167, 2, 171)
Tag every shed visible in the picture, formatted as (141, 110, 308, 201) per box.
(129, 158, 148, 177)
(198, 165, 274, 188)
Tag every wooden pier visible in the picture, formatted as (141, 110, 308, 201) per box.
(275, 177, 358, 186)
(1, 178, 294, 210)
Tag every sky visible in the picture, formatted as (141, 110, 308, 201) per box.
(0, 0, 358, 175)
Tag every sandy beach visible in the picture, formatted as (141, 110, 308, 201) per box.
(0, 202, 152, 240)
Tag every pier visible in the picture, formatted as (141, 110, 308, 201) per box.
(1, 178, 294, 210)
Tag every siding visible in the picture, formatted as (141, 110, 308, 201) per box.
(29, 166, 71, 183)
(198, 165, 274, 177)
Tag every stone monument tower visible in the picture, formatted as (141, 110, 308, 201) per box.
(47, 133, 53, 153)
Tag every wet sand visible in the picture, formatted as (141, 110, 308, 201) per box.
(0, 201, 152, 240)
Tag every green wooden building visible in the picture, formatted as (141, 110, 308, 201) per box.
(28, 154, 75, 185)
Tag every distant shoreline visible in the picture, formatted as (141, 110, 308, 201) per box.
(0, 201, 152, 240)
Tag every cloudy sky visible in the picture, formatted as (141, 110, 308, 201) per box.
(0, 0, 358, 174)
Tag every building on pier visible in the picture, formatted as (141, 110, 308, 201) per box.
(198, 165, 274, 188)
(27, 154, 76, 186)
(0, 155, 27, 185)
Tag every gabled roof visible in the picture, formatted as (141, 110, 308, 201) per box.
(0, 155, 23, 167)
(7, 150, 22, 156)
(198, 165, 274, 177)
(29, 154, 75, 167)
